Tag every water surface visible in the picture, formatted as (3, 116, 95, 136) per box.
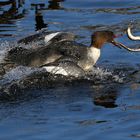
(0, 0, 140, 140)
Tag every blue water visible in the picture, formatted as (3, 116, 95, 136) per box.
(0, 0, 140, 139)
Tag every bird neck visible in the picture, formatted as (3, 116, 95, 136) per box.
(87, 45, 101, 65)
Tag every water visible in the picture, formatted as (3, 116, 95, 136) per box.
(0, 0, 140, 139)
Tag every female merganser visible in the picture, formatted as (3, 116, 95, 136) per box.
(5, 31, 121, 69)
(4, 30, 135, 77)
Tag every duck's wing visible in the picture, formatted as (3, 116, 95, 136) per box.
(17, 30, 53, 44)
(46, 40, 88, 59)
(5, 32, 85, 67)
(40, 56, 85, 77)
(44, 32, 75, 45)
(18, 31, 75, 45)
(4, 47, 32, 66)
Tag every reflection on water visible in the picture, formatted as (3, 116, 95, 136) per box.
(31, 3, 48, 31)
(1, 0, 140, 39)
(0, 0, 26, 37)
(48, 0, 65, 10)
(0, 0, 65, 38)
(0, 0, 25, 24)
(92, 84, 118, 108)
(96, 6, 140, 15)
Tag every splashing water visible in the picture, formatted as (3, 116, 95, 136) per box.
(88, 67, 125, 83)
(0, 66, 41, 86)
(0, 40, 126, 96)
(0, 41, 12, 63)
(0, 65, 125, 96)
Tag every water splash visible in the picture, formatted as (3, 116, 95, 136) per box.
(87, 67, 125, 83)
(0, 66, 41, 86)
(0, 41, 127, 98)
(0, 40, 14, 63)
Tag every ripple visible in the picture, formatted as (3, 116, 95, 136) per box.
(1, 1, 140, 139)
(96, 6, 140, 15)
(76, 119, 108, 126)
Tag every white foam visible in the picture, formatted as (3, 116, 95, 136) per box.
(91, 67, 124, 83)
(0, 50, 7, 63)
(0, 41, 13, 63)
(0, 66, 40, 85)
(44, 32, 60, 44)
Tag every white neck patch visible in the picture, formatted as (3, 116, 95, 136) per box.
(88, 47, 100, 65)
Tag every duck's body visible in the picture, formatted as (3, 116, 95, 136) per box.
(6, 38, 100, 72)
(39, 40, 100, 71)
(3, 30, 122, 77)
(6, 41, 85, 64)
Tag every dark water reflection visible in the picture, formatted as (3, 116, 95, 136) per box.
(0, 0, 66, 38)
(48, 0, 65, 10)
(0, 83, 140, 140)
(0, 0, 140, 140)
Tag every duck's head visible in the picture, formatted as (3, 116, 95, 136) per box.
(90, 29, 140, 52)
(91, 30, 123, 49)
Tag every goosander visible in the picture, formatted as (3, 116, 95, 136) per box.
(5, 31, 119, 66)
(4, 30, 137, 77)
(40, 30, 123, 73)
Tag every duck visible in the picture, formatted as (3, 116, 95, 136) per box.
(39, 31, 123, 77)
(4, 29, 138, 77)
(3, 30, 126, 77)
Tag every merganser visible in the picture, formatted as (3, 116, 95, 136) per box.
(4, 30, 137, 77)
(5, 31, 119, 66)
(40, 30, 123, 73)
